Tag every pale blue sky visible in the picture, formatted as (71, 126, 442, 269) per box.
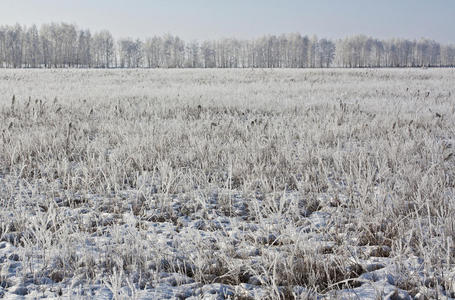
(0, 0, 454, 42)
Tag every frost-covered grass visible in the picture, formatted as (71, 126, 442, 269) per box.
(0, 68, 455, 299)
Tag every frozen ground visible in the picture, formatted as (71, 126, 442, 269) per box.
(0, 69, 455, 299)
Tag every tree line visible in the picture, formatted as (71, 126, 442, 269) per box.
(1, 23, 454, 68)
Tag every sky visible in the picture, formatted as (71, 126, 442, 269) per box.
(0, 0, 454, 43)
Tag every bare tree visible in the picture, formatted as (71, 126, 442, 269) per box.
(0, 22, 454, 68)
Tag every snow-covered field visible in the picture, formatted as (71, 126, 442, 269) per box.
(0, 68, 454, 299)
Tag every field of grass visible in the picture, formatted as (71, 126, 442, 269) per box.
(0, 68, 455, 299)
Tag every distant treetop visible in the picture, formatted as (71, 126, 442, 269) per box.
(0, 23, 454, 68)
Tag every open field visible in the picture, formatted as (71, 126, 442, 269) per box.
(0, 68, 455, 299)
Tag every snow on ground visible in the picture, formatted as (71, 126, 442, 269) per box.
(1, 69, 455, 299)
